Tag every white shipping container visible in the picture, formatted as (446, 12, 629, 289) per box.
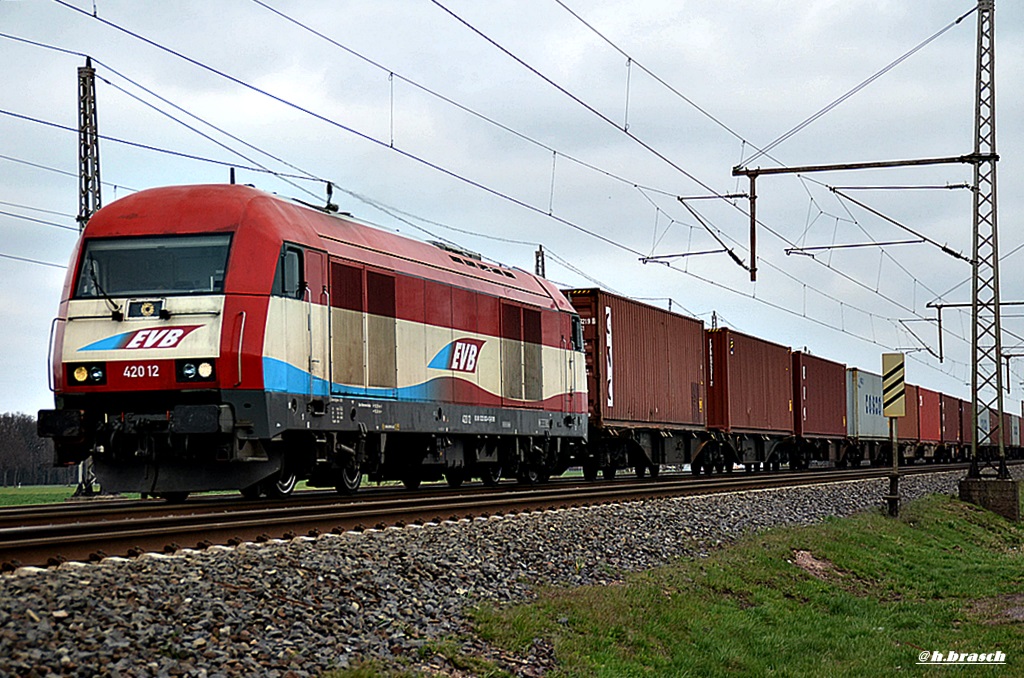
(846, 368, 888, 440)
(978, 408, 991, 445)
(1012, 414, 1021, 448)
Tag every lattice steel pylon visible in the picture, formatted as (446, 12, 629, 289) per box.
(969, 0, 1007, 478)
(77, 56, 102, 231)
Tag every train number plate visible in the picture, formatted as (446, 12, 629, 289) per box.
(123, 364, 160, 378)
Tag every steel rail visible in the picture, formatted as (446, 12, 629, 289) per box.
(0, 463, 999, 570)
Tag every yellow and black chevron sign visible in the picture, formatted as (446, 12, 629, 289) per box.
(882, 353, 906, 418)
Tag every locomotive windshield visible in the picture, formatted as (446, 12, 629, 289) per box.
(73, 234, 232, 298)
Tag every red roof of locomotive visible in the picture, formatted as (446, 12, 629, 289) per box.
(77, 184, 572, 312)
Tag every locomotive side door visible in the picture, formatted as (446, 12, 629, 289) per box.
(304, 249, 330, 404)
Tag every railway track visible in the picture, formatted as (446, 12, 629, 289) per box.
(0, 463, 995, 570)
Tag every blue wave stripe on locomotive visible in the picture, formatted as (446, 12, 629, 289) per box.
(262, 357, 441, 400)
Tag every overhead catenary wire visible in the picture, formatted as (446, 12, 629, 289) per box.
(424, 0, 973, 348)
(242, 1, 682, 200)
(741, 5, 978, 165)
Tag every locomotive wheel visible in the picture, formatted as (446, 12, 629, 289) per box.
(402, 476, 422, 490)
(445, 471, 465, 488)
(480, 465, 502, 487)
(602, 467, 617, 481)
(239, 484, 262, 500)
(160, 492, 190, 503)
(336, 466, 362, 495)
(263, 470, 297, 499)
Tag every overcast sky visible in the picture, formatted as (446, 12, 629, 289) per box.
(1, 0, 1022, 417)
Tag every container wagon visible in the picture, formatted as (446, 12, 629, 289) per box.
(706, 328, 793, 472)
(791, 351, 847, 466)
(898, 384, 921, 464)
(939, 393, 962, 461)
(915, 386, 942, 461)
(562, 288, 706, 479)
(845, 368, 888, 465)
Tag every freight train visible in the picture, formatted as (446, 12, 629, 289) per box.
(37, 184, 1019, 500)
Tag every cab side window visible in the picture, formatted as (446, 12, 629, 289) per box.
(571, 315, 584, 352)
(273, 245, 304, 299)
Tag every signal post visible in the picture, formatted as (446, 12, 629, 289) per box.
(882, 353, 905, 517)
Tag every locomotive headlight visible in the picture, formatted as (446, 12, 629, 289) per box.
(89, 365, 105, 382)
(176, 358, 215, 382)
(73, 366, 89, 383)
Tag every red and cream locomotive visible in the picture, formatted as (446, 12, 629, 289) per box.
(38, 184, 589, 500)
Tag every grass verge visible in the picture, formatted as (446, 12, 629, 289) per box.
(472, 495, 1024, 677)
(0, 484, 77, 506)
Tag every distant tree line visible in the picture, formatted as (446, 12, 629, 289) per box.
(0, 413, 76, 486)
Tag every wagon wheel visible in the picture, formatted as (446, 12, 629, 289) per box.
(445, 471, 465, 488)
(517, 468, 542, 485)
(634, 464, 646, 479)
(480, 465, 502, 487)
(263, 469, 297, 499)
(402, 476, 422, 490)
(335, 465, 362, 495)
(582, 460, 599, 481)
(160, 492, 190, 503)
(648, 464, 660, 479)
(601, 467, 617, 481)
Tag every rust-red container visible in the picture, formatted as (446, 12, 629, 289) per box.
(706, 328, 793, 435)
(792, 351, 846, 438)
(958, 399, 966, 446)
(563, 288, 705, 429)
(1003, 411, 1012, 448)
(940, 394, 961, 444)
(900, 384, 920, 442)
(917, 387, 941, 443)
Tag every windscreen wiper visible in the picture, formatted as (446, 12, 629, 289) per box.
(87, 257, 124, 321)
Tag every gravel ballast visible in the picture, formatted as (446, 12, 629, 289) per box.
(0, 471, 994, 675)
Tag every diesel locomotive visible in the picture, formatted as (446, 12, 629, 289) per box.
(38, 184, 589, 500)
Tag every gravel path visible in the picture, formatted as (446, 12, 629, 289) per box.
(0, 471, 996, 676)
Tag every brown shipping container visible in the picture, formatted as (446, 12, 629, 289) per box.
(917, 387, 941, 443)
(563, 288, 706, 428)
(706, 328, 793, 435)
(900, 384, 920, 442)
(940, 394, 961, 444)
(960, 398, 976, 445)
(1003, 412, 1012, 448)
(792, 352, 846, 438)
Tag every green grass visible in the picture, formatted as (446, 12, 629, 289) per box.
(471, 495, 1024, 677)
(0, 484, 78, 506)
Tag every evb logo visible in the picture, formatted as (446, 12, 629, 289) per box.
(429, 338, 486, 373)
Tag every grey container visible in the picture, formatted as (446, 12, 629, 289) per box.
(846, 368, 888, 440)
